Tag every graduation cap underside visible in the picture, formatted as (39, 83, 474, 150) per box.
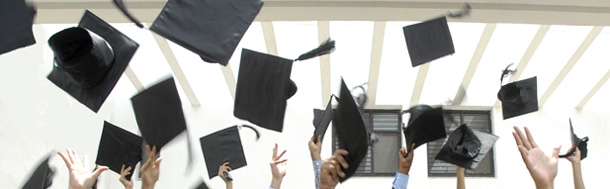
(148, 0, 263, 65)
(200, 126, 247, 179)
(435, 124, 498, 170)
(403, 16, 454, 67)
(47, 10, 139, 113)
(312, 95, 336, 143)
(131, 77, 187, 153)
(403, 105, 447, 152)
(559, 119, 589, 160)
(95, 121, 143, 181)
(0, 0, 36, 55)
(497, 76, 538, 120)
(22, 154, 55, 189)
(333, 79, 368, 182)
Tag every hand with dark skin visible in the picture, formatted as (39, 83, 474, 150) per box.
(58, 149, 109, 189)
(218, 162, 233, 189)
(320, 149, 349, 189)
(141, 145, 162, 189)
(512, 126, 560, 189)
(309, 135, 322, 161)
(398, 143, 415, 175)
(566, 145, 585, 189)
(119, 164, 133, 189)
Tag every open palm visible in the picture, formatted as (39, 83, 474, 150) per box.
(513, 126, 560, 189)
(58, 149, 108, 189)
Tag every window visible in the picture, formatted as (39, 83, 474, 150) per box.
(332, 110, 402, 176)
(427, 110, 495, 177)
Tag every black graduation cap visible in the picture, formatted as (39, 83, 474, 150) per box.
(312, 95, 337, 143)
(402, 105, 447, 152)
(435, 124, 498, 170)
(131, 77, 187, 153)
(95, 121, 143, 181)
(0, 0, 36, 55)
(192, 179, 209, 189)
(145, 0, 264, 65)
(497, 76, 539, 120)
(111, 0, 144, 28)
(22, 154, 55, 189)
(200, 126, 247, 179)
(403, 16, 454, 67)
(559, 119, 589, 160)
(47, 10, 139, 113)
(332, 79, 369, 182)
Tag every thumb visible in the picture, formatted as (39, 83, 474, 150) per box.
(92, 166, 109, 178)
(551, 145, 561, 159)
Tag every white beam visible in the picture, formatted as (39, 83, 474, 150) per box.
(123, 65, 144, 92)
(452, 23, 496, 105)
(539, 26, 603, 107)
(576, 69, 610, 109)
(409, 63, 430, 107)
(364, 21, 386, 108)
(151, 33, 200, 106)
(220, 64, 236, 100)
(261, 22, 278, 55)
(318, 21, 331, 107)
(494, 25, 550, 107)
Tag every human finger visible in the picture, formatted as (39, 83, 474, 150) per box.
(334, 153, 349, 169)
(274, 159, 288, 164)
(524, 127, 538, 148)
(517, 145, 531, 167)
(58, 151, 72, 168)
(514, 126, 532, 150)
(276, 149, 287, 160)
(67, 148, 77, 165)
(552, 145, 561, 159)
(92, 166, 109, 179)
(273, 143, 278, 159)
(331, 160, 346, 178)
(317, 135, 322, 145)
(512, 131, 523, 147)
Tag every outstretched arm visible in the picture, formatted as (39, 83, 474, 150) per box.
(512, 126, 560, 189)
(393, 143, 415, 189)
(58, 149, 108, 189)
(270, 143, 288, 189)
(218, 162, 233, 189)
(457, 167, 465, 189)
(141, 145, 162, 189)
(566, 146, 585, 189)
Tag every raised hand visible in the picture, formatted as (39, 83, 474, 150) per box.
(218, 162, 233, 189)
(270, 143, 288, 189)
(565, 145, 585, 189)
(58, 148, 108, 189)
(398, 143, 415, 175)
(320, 149, 349, 188)
(512, 126, 560, 189)
(119, 164, 133, 189)
(141, 145, 162, 189)
(309, 135, 322, 161)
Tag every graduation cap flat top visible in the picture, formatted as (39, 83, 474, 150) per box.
(497, 76, 538, 120)
(0, 0, 36, 55)
(435, 124, 498, 170)
(559, 119, 589, 160)
(200, 126, 247, 179)
(47, 10, 139, 113)
(333, 79, 368, 182)
(95, 121, 143, 181)
(403, 16, 455, 67)
(312, 95, 335, 143)
(131, 77, 187, 152)
(402, 105, 447, 152)
(233, 49, 296, 132)
(22, 154, 55, 189)
(149, 0, 263, 65)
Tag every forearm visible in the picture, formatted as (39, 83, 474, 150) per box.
(398, 166, 410, 175)
(226, 182, 233, 189)
(457, 169, 465, 189)
(572, 163, 585, 189)
(142, 183, 155, 189)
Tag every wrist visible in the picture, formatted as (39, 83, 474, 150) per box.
(226, 182, 233, 189)
(536, 182, 554, 189)
(399, 167, 410, 175)
(310, 153, 321, 161)
(270, 177, 283, 189)
(142, 183, 155, 189)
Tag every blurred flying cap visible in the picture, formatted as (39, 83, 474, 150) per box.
(112, 0, 144, 28)
(559, 119, 589, 160)
(95, 121, 143, 181)
(200, 126, 248, 179)
(192, 179, 209, 189)
(435, 124, 498, 170)
(22, 154, 55, 189)
(0, 0, 36, 55)
(312, 95, 338, 143)
(47, 10, 139, 113)
(234, 41, 335, 132)
(403, 16, 454, 67)
(131, 77, 187, 153)
(402, 105, 447, 152)
(497, 76, 538, 120)
(333, 78, 369, 182)
(147, 0, 263, 65)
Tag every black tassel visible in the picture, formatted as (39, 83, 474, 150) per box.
(447, 3, 472, 18)
(294, 38, 336, 61)
(240, 124, 261, 141)
(112, 0, 144, 28)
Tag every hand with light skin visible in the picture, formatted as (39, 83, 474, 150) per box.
(398, 143, 415, 175)
(457, 166, 465, 189)
(218, 162, 233, 189)
(119, 164, 133, 189)
(320, 149, 349, 189)
(309, 135, 322, 161)
(58, 148, 109, 189)
(141, 145, 162, 189)
(512, 126, 560, 189)
(270, 143, 288, 189)
(566, 145, 585, 189)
